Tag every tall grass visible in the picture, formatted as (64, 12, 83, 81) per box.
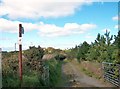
(44, 59, 63, 87)
(3, 59, 63, 87)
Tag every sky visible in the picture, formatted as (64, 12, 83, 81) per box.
(0, 0, 119, 51)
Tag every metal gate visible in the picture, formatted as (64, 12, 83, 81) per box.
(102, 62, 120, 87)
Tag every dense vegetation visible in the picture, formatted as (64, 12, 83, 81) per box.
(44, 59, 63, 87)
(2, 30, 120, 87)
(2, 46, 63, 87)
(67, 30, 120, 64)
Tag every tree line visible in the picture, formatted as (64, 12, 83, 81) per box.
(66, 30, 120, 64)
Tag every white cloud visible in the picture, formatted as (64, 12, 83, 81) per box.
(0, 18, 97, 37)
(0, 18, 38, 33)
(114, 25, 119, 29)
(0, 37, 11, 41)
(93, 0, 119, 2)
(0, 0, 92, 19)
(38, 23, 97, 37)
(112, 15, 118, 21)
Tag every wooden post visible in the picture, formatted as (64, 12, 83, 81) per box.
(19, 24, 22, 86)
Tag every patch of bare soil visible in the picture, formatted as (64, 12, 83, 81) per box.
(61, 59, 114, 87)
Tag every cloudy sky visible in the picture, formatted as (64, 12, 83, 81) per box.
(0, 0, 119, 51)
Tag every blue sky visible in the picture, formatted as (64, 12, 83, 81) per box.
(0, 0, 119, 51)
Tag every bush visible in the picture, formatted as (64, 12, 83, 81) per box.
(2, 46, 45, 87)
(44, 59, 62, 87)
(55, 54, 66, 61)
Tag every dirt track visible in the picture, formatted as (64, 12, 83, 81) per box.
(61, 60, 113, 87)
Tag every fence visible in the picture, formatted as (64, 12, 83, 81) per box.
(41, 65, 49, 86)
(102, 62, 120, 87)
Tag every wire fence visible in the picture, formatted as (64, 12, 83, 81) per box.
(102, 62, 120, 87)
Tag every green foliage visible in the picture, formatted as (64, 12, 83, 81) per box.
(86, 45, 100, 61)
(2, 45, 64, 87)
(81, 68, 93, 77)
(23, 46, 44, 71)
(104, 30, 113, 46)
(55, 54, 66, 61)
(86, 30, 116, 63)
(44, 47, 62, 54)
(2, 53, 19, 87)
(65, 46, 78, 60)
(44, 59, 62, 87)
(77, 41, 90, 62)
(2, 51, 18, 60)
(2, 29, 120, 87)
(65, 42, 90, 61)
(2, 76, 20, 87)
(117, 30, 120, 64)
(24, 46, 44, 60)
(2, 46, 45, 87)
(114, 30, 120, 49)
(2, 55, 18, 78)
(22, 73, 41, 87)
(66, 29, 119, 64)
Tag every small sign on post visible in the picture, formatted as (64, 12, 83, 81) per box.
(18, 37, 22, 45)
(21, 27, 24, 34)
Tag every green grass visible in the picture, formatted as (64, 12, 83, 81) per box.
(3, 59, 64, 87)
(82, 68, 93, 77)
(22, 75, 40, 87)
(80, 66, 102, 80)
(3, 72, 41, 87)
(45, 59, 63, 87)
